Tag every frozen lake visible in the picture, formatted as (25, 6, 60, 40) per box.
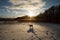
(0, 22, 60, 40)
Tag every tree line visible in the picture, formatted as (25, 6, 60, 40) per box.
(35, 5, 60, 22)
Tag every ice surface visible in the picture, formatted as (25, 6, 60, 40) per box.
(0, 22, 60, 40)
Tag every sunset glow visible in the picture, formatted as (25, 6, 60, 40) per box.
(27, 12, 34, 17)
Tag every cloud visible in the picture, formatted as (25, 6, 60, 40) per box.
(8, 0, 46, 10)
(6, 0, 46, 17)
(0, 0, 46, 18)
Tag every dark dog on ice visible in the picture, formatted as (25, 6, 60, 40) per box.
(27, 24, 35, 33)
(27, 25, 41, 40)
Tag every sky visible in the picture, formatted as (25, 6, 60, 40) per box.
(0, 0, 60, 18)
